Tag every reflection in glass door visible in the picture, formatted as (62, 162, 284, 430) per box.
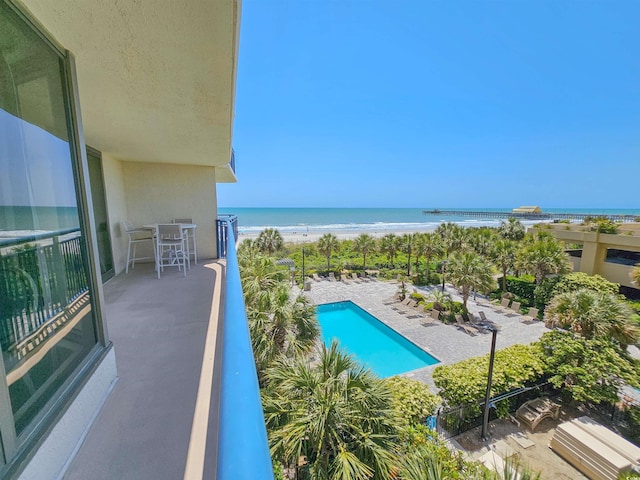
(87, 148, 114, 282)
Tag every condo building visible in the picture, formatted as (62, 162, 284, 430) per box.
(0, 1, 269, 478)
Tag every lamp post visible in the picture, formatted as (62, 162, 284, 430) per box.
(481, 326, 498, 441)
(441, 260, 447, 292)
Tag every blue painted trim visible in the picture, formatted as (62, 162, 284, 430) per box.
(217, 221, 274, 480)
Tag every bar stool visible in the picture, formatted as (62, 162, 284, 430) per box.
(156, 224, 189, 278)
(173, 218, 197, 264)
(122, 221, 155, 273)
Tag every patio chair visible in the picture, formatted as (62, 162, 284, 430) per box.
(509, 301, 522, 315)
(312, 273, 323, 282)
(522, 307, 540, 323)
(479, 310, 488, 322)
(351, 272, 362, 283)
(123, 221, 155, 274)
(155, 223, 189, 279)
(429, 309, 441, 321)
(341, 275, 351, 284)
(328, 272, 337, 282)
(455, 314, 479, 336)
(494, 298, 511, 314)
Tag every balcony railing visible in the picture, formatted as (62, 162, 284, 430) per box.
(217, 218, 273, 479)
(0, 228, 88, 369)
(216, 214, 239, 259)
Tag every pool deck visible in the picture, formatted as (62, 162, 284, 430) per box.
(304, 279, 549, 389)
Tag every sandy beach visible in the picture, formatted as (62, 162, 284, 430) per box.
(238, 225, 442, 244)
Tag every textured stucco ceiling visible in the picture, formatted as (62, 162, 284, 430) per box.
(18, 0, 239, 181)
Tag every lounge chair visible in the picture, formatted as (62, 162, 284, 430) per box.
(494, 298, 511, 314)
(341, 275, 350, 284)
(508, 301, 522, 316)
(455, 314, 479, 336)
(522, 307, 540, 323)
(392, 297, 412, 311)
(402, 300, 424, 318)
(478, 310, 488, 322)
(328, 272, 337, 282)
(467, 312, 489, 332)
(420, 311, 437, 326)
(351, 272, 362, 283)
(312, 273, 324, 282)
(383, 294, 402, 305)
(429, 309, 441, 321)
(396, 299, 418, 314)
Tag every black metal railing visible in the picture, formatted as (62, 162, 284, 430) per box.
(216, 214, 238, 259)
(0, 229, 88, 356)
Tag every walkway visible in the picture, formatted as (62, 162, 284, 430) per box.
(64, 262, 224, 480)
(305, 279, 549, 389)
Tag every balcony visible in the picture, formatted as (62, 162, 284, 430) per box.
(64, 221, 272, 479)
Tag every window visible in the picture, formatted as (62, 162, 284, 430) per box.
(0, 2, 102, 464)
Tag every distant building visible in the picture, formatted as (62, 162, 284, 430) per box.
(512, 206, 542, 214)
(529, 223, 640, 293)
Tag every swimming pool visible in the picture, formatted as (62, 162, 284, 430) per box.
(316, 301, 439, 377)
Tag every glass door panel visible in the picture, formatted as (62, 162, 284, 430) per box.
(87, 149, 114, 282)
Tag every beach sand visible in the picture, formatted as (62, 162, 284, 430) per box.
(238, 225, 441, 244)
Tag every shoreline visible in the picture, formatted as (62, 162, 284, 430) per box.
(238, 227, 440, 244)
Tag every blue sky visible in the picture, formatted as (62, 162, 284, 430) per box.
(218, 0, 640, 209)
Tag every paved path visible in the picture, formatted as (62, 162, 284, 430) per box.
(304, 279, 549, 390)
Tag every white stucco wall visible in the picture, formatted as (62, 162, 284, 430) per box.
(122, 161, 218, 261)
(101, 154, 128, 275)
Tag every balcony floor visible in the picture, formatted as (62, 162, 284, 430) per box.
(64, 261, 224, 480)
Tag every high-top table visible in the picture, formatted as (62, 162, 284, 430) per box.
(143, 223, 197, 266)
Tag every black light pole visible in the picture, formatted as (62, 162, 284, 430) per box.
(441, 260, 447, 292)
(481, 326, 498, 441)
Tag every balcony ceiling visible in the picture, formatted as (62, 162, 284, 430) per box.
(19, 0, 239, 181)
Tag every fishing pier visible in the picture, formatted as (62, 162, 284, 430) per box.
(422, 209, 640, 223)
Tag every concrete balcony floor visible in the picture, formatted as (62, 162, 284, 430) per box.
(64, 260, 224, 480)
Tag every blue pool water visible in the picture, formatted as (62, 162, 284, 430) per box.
(316, 301, 439, 377)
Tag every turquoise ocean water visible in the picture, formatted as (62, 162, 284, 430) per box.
(218, 207, 640, 235)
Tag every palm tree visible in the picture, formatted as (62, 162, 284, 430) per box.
(317, 233, 340, 271)
(499, 217, 526, 241)
(492, 239, 518, 293)
(435, 222, 465, 289)
(420, 232, 441, 282)
(353, 233, 376, 271)
(263, 341, 398, 480)
(379, 233, 399, 267)
(468, 228, 496, 258)
(399, 233, 415, 276)
(518, 234, 570, 284)
(256, 228, 284, 255)
(546, 289, 638, 347)
(446, 251, 496, 309)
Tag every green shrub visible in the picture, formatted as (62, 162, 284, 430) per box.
(554, 272, 619, 295)
(410, 292, 426, 303)
(496, 276, 536, 306)
(593, 219, 619, 234)
(432, 344, 545, 421)
(386, 377, 440, 426)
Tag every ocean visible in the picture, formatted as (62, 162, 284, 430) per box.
(218, 207, 640, 236)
